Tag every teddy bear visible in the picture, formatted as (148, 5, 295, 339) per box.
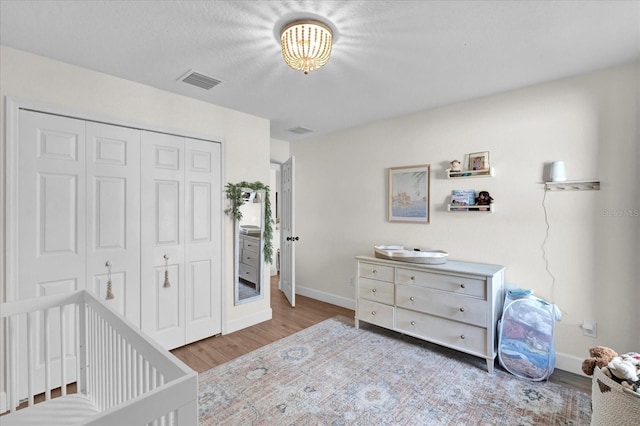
(475, 191, 493, 205)
(582, 346, 619, 393)
(450, 160, 461, 172)
(582, 346, 618, 376)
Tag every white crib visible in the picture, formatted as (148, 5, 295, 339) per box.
(1, 290, 198, 425)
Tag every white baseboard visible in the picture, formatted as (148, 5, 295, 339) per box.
(296, 285, 355, 311)
(225, 308, 272, 334)
(555, 351, 589, 377)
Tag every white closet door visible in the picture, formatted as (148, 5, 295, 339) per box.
(184, 138, 221, 342)
(85, 122, 141, 326)
(16, 110, 86, 398)
(140, 131, 186, 349)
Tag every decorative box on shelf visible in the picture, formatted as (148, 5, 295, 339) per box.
(447, 167, 495, 179)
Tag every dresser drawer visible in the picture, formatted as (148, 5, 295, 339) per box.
(239, 263, 257, 284)
(359, 262, 394, 282)
(396, 268, 486, 299)
(241, 248, 259, 268)
(395, 284, 487, 327)
(357, 299, 394, 329)
(396, 308, 487, 356)
(243, 238, 260, 253)
(358, 278, 394, 304)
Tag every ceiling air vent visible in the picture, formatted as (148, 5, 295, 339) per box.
(287, 126, 313, 135)
(179, 70, 221, 90)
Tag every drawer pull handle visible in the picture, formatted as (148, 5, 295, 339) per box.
(371, 311, 376, 316)
(409, 296, 415, 301)
(410, 276, 415, 280)
(460, 284, 466, 289)
(372, 288, 377, 293)
(460, 334, 466, 340)
(459, 307, 465, 312)
(410, 321, 416, 326)
(372, 269, 378, 274)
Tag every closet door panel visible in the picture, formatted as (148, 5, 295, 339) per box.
(141, 131, 185, 350)
(86, 122, 141, 326)
(16, 110, 86, 400)
(18, 110, 87, 300)
(185, 139, 222, 343)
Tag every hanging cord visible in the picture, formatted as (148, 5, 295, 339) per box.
(540, 188, 556, 305)
(105, 261, 115, 300)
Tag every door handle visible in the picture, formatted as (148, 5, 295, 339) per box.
(286, 236, 299, 241)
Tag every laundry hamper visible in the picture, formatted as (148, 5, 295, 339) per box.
(497, 289, 561, 381)
(591, 366, 640, 426)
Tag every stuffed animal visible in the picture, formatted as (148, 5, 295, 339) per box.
(450, 160, 461, 172)
(582, 346, 618, 376)
(475, 191, 493, 205)
(583, 347, 640, 394)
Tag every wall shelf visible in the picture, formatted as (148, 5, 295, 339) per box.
(446, 167, 494, 179)
(448, 204, 494, 213)
(544, 180, 600, 191)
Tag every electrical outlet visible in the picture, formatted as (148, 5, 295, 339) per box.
(582, 321, 597, 338)
(349, 277, 354, 286)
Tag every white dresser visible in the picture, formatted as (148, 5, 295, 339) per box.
(355, 255, 505, 372)
(239, 234, 260, 285)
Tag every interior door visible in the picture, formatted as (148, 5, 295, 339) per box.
(85, 122, 141, 326)
(16, 110, 86, 399)
(280, 156, 296, 307)
(140, 131, 186, 349)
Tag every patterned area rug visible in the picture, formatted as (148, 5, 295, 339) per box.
(199, 316, 591, 425)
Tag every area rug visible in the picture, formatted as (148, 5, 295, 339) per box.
(199, 316, 591, 425)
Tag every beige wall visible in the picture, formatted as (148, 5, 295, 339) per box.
(0, 46, 272, 332)
(291, 62, 640, 374)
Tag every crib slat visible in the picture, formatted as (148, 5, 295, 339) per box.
(44, 307, 51, 401)
(78, 301, 87, 396)
(7, 315, 17, 412)
(60, 304, 67, 396)
(27, 311, 35, 406)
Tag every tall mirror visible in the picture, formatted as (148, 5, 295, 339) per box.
(226, 181, 273, 305)
(235, 188, 266, 304)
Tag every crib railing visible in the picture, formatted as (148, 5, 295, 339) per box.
(2, 290, 198, 425)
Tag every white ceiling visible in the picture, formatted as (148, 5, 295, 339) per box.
(1, 1, 638, 142)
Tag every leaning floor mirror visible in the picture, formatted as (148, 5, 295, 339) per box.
(226, 182, 273, 305)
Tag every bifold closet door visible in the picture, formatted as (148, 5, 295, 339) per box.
(184, 139, 221, 344)
(85, 122, 141, 326)
(14, 111, 144, 400)
(140, 132, 186, 349)
(140, 131, 221, 349)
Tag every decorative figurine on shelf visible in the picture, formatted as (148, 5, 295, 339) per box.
(450, 160, 462, 172)
(475, 191, 493, 205)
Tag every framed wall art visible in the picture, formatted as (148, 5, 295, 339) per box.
(388, 164, 430, 223)
(468, 151, 490, 171)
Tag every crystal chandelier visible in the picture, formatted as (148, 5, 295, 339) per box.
(280, 19, 333, 74)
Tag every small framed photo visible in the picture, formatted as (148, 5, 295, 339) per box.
(468, 151, 490, 171)
(388, 164, 430, 224)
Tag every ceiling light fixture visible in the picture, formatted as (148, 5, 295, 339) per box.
(280, 19, 333, 74)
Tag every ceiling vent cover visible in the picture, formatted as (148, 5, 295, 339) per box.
(287, 126, 313, 134)
(179, 70, 221, 90)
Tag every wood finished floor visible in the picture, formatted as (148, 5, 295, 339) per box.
(171, 275, 591, 394)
